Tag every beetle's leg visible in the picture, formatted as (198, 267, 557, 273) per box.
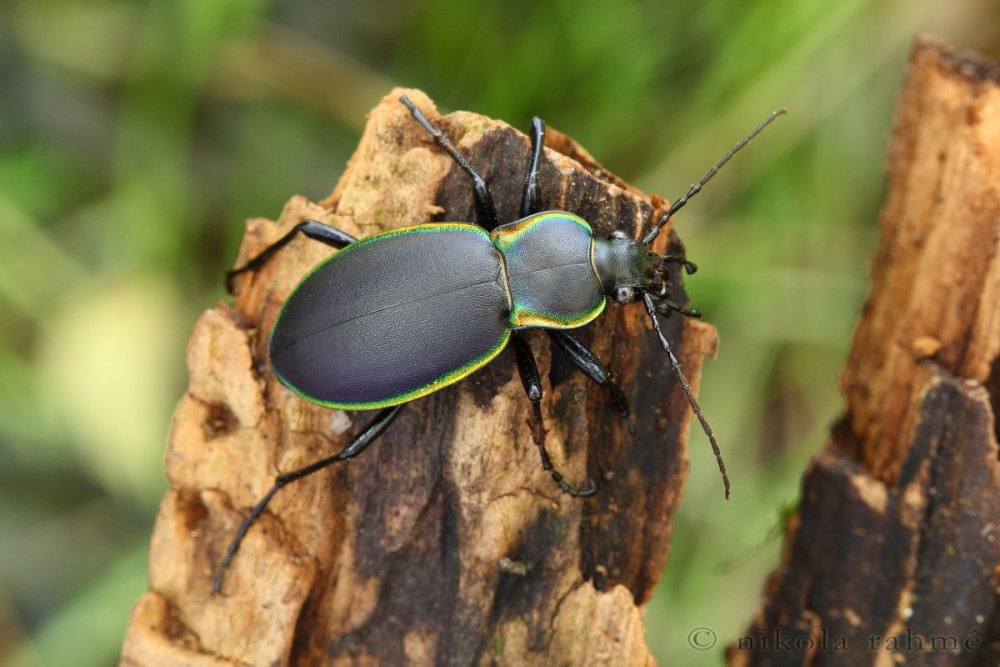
(399, 95, 500, 231)
(226, 219, 357, 294)
(520, 117, 545, 217)
(656, 299, 702, 319)
(547, 330, 635, 434)
(213, 404, 405, 594)
(511, 333, 596, 498)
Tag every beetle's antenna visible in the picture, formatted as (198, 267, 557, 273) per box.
(642, 293, 731, 499)
(642, 109, 786, 247)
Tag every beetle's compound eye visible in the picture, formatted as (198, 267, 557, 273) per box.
(615, 286, 636, 303)
(610, 230, 630, 240)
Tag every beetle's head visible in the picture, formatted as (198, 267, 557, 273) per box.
(592, 231, 699, 317)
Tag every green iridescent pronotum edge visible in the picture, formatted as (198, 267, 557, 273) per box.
(489, 211, 593, 252)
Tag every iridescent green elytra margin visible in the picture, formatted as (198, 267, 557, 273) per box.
(269, 223, 514, 410)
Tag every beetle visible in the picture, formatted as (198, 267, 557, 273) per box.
(214, 95, 783, 592)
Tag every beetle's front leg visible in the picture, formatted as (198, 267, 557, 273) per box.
(510, 333, 596, 498)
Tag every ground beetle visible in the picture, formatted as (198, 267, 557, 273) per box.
(215, 95, 784, 592)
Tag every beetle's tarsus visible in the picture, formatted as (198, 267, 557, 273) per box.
(225, 220, 356, 295)
(567, 477, 598, 497)
(657, 299, 702, 319)
(550, 470, 597, 498)
(663, 254, 698, 275)
(511, 333, 596, 501)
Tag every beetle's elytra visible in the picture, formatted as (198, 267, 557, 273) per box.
(214, 94, 784, 593)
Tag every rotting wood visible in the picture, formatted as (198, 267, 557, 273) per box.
(120, 88, 720, 666)
(728, 37, 1000, 667)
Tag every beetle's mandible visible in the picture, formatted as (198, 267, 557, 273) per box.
(214, 95, 784, 592)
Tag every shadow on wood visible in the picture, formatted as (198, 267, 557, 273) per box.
(120, 89, 719, 666)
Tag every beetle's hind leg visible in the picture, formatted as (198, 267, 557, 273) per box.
(511, 333, 596, 498)
(400, 95, 501, 231)
(226, 219, 357, 294)
(212, 404, 405, 594)
(547, 331, 635, 435)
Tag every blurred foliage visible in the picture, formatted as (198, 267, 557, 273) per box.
(0, 0, 996, 665)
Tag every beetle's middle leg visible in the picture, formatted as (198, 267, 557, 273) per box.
(213, 403, 405, 594)
(226, 219, 357, 293)
(511, 333, 596, 498)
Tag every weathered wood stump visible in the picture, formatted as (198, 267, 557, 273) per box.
(728, 37, 1000, 666)
(120, 89, 718, 666)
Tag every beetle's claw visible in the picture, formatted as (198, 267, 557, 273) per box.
(559, 476, 597, 497)
(578, 477, 598, 497)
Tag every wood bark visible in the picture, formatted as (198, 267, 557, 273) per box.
(728, 37, 1000, 666)
(120, 88, 718, 666)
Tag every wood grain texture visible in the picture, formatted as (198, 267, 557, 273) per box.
(120, 89, 719, 666)
(729, 37, 1000, 667)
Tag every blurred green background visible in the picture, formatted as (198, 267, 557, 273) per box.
(1, 1, 996, 665)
